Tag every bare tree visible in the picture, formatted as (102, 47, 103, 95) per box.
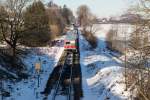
(126, 0, 150, 99)
(76, 5, 98, 48)
(76, 5, 91, 31)
(77, 5, 100, 33)
(0, 0, 30, 57)
(129, 25, 143, 50)
(88, 15, 100, 34)
(106, 29, 117, 50)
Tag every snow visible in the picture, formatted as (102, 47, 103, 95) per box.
(0, 65, 18, 79)
(80, 24, 131, 100)
(0, 24, 135, 100)
(1, 41, 64, 100)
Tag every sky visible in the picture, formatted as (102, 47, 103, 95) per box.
(0, 0, 133, 18)
(45, 0, 132, 18)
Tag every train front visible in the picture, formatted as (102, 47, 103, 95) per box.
(64, 30, 77, 52)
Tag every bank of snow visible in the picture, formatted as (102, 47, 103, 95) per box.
(2, 43, 64, 100)
(80, 24, 131, 100)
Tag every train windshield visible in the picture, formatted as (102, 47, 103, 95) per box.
(66, 31, 77, 40)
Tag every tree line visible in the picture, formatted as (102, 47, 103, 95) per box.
(0, 0, 74, 57)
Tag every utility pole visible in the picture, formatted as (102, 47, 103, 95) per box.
(124, 27, 127, 91)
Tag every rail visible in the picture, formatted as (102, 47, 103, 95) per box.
(52, 51, 68, 100)
(67, 53, 74, 100)
(52, 51, 75, 100)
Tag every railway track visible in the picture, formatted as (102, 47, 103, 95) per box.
(52, 51, 74, 100)
(42, 29, 82, 100)
(42, 51, 80, 100)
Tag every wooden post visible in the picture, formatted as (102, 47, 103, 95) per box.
(35, 62, 41, 88)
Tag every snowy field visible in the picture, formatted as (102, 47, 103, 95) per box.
(1, 41, 64, 100)
(80, 24, 132, 100)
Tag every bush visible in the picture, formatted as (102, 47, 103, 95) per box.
(82, 31, 97, 49)
(0, 50, 28, 79)
(106, 29, 124, 53)
(20, 31, 50, 47)
(50, 24, 63, 40)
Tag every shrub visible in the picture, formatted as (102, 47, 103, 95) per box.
(83, 31, 97, 49)
(106, 29, 124, 53)
(50, 24, 63, 40)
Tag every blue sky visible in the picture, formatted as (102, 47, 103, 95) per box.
(45, 0, 131, 17)
(1, 0, 132, 17)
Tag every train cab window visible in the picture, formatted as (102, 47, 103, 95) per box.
(66, 42, 70, 44)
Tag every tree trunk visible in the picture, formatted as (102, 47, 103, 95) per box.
(12, 46, 16, 57)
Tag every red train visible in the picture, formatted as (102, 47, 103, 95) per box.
(64, 30, 78, 51)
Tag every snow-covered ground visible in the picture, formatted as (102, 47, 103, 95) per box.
(0, 24, 135, 100)
(1, 41, 64, 100)
(80, 24, 132, 100)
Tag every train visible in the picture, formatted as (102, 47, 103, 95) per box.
(64, 30, 78, 52)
